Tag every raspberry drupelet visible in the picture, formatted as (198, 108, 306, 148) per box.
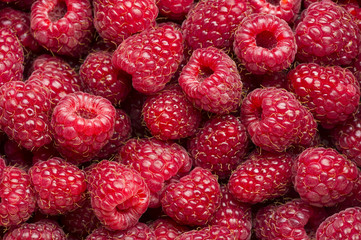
(249, 0, 301, 23)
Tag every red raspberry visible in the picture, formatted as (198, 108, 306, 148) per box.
(117, 137, 192, 208)
(161, 167, 221, 226)
(188, 114, 249, 179)
(86, 223, 156, 240)
(249, 0, 301, 22)
(142, 85, 201, 140)
(30, 0, 94, 57)
(316, 207, 361, 239)
(181, 0, 253, 51)
(233, 13, 297, 75)
(112, 24, 183, 95)
(344, 2, 361, 30)
(0, 166, 36, 227)
(176, 225, 236, 240)
(93, 0, 158, 45)
(156, 0, 194, 21)
(29, 157, 87, 215)
(149, 217, 189, 240)
(293, 147, 359, 207)
(51, 91, 116, 165)
(80, 51, 132, 106)
(86, 160, 150, 231)
(350, 53, 361, 85)
(178, 47, 242, 114)
(3, 219, 67, 240)
(228, 150, 293, 204)
(241, 87, 317, 152)
(295, 0, 361, 65)
(3, 139, 33, 170)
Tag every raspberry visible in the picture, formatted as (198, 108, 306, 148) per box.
(30, 0, 94, 57)
(3, 139, 33, 170)
(117, 137, 192, 208)
(178, 47, 243, 114)
(80, 51, 132, 106)
(156, 0, 194, 21)
(29, 157, 87, 215)
(293, 147, 359, 207)
(181, 0, 253, 51)
(142, 85, 201, 141)
(0, 166, 36, 227)
(86, 160, 150, 231)
(51, 91, 116, 165)
(149, 217, 189, 240)
(93, 0, 158, 45)
(161, 167, 221, 226)
(176, 225, 237, 240)
(344, 2, 361, 30)
(241, 87, 317, 152)
(233, 13, 297, 75)
(249, 0, 301, 22)
(112, 24, 183, 95)
(86, 223, 156, 240)
(316, 207, 361, 239)
(294, 0, 361, 65)
(228, 150, 293, 204)
(188, 114, 249, 179)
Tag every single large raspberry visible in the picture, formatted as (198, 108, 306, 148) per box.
(86, 223, 156, 240)
(293, 147, 359, 207)
(241, 87, 317, 152)
(30, 0, 94, 57)
(93, 0, 158, 45)
(51, 91, 116, 165)
(234, 13, 297, 75)
(112, 24, 183, 95)
(188, 114, 249, 179)
(156, 0, 194, 21)
(249, 0, 301, 23)
(178, 47, 243, 114)
(295, 0, 361, 65)
(86, 160, 150, 231)
(149, 217, 189, 240)
(176, 225, 237, 240)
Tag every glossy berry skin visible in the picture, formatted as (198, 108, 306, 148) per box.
(156, 0, 194, 21)
(30, 0, 94, 57)
(93, 0, 158, 45)
(295, 0, 361, 66)
(188, 114, 249, 179)
(29, 157, 87, 215)
(249, 0, 301, 23)
(142, 85, 201, 140)
(234, 13, 296, 75)
(241, 87, 317, 152)
(176, 225, 237, 240)
(112, 24, 183, 95)
(293, 147, 359, 207)
(51, 91, 116, 165)
(149, 217, 189, 240)
(86, 160, 150, 231)
(86, 223, 156, 240)
(179, 47, 242, 114)
(161, 167, 221, 226)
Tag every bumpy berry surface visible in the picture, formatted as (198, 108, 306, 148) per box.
(3, 139, 33, 170)
(156, 0, 194, 21)
(176, 225, 237, 240)
(188, 114, 249, 179)
(293, 147, 359, 207)
(93, 0, 158, 45)
(86, 223, 156, 240)
(249, 0, 301, 22)
(234, 13, 296, 75)
(241, 87, 317, 152)
(179, 46, 242, 114)
(149, 217, 189, 240)
(51, 91, 116, 164)
(30, 0, 94, 57)
(294, 0, 361, 65)
(112, 24, 183, 95)
(161, 167, 221, 226)
(86, 160, 150, 231)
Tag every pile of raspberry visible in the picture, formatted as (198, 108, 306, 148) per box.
(0, 0, 361, 239)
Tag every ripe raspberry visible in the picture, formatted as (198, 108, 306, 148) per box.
(80, 51, 132, 106)
(188, 114, 249, 179)
(86, 223, 156, 240)
(117, 137, 192, 208)
(293, 147, 359, 207)
(350, 53, 361, 85)
(249, 0, 301, 22)
(29, 157, 87, 215)
(295, 0, 361, 65)
(112, 24, 183, 95)
(142, 85, 201, 140)
(161, 167, 221, 226)
(178, 47, 242, 114)
(0, 166, 36, 227)
(316, 207, 361, 239)
(0, 80, 52, 150)
(93, 0, 158, 45)
(233, 13, 296, 75)
(156, 0, 194, 21)
(51, 91, 116, 165)
(181, 0, 253, 51)
(344, 2, 361, 30)
(176, 225, 236, 240)
(240, 87, 317, 152)
(30, 0, 94, 57)
(3, 219, 67, 240)
(86, 160, 150, 231)
(149, 217, 189, 240)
